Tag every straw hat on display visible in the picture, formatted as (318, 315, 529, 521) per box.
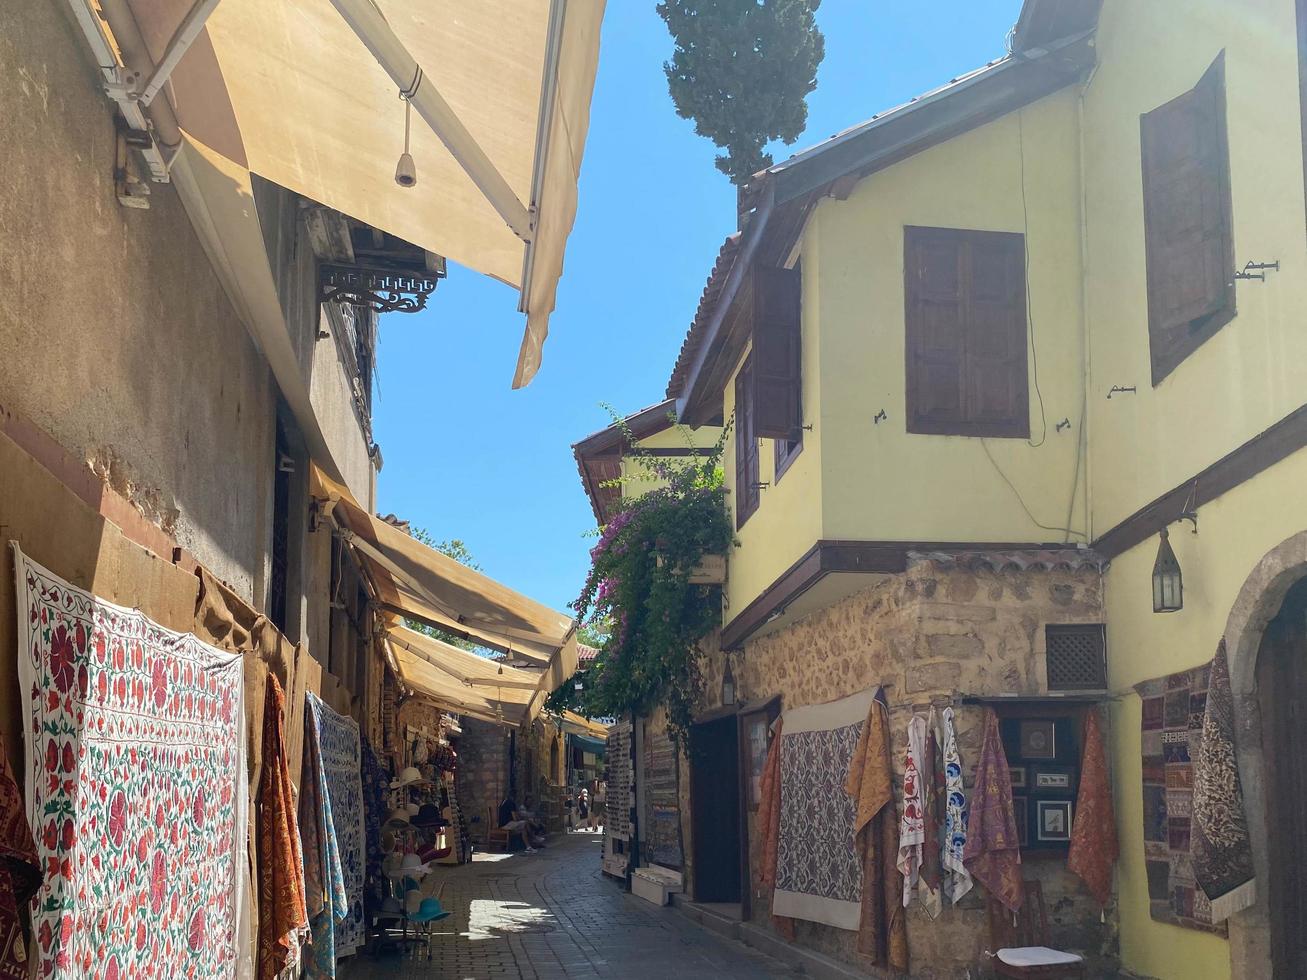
(411, 897, 451, 923)
(390, 766, 429, 789)
(384, 808, 410, 829)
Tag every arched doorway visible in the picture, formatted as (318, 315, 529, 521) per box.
(1254, 577, 1307, 977)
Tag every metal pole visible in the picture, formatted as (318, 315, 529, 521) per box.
(328, 0, 534, 241)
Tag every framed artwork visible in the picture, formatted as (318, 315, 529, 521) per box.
(1033, 765, 1073, 790)
(744, 713, 770, 809)
(1019, 720, 1057, 760)
(1008, 764, 1027, 790)
(1013, 796, 1028, 846)
(1036, 800, 1073, 842)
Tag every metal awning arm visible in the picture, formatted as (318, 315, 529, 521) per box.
(138, 0, 224, 106)
(329, 0, 534, 242)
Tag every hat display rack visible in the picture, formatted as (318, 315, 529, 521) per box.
(372, 719, 463, 952)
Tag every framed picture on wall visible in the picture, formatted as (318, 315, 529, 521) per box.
(1008, 764, 1027, 790)
(1033, 765, 1073, 790)
(1019, 720, 1057, 760)
(1036, 800, 1073, 842)
(1013, 796, 1028, 846)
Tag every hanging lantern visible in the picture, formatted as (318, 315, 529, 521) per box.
(1152, 528, 1183, 613)
(721, 655, 736, 707)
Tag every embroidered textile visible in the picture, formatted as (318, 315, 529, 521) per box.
(773, 689, 878, 932)
(963, 709, 1023, 913)
(1135, 661, 1226, 934)
(14, 546, 248, 979)
(939, 708, 972, 904)
(844, 689, 907, 972)
(0, 731, 40, 979)
(257, 674, 309, 979)
(758, 718, 794, 941)
(360, 738, 387, 892)
(1192, 642, 1256, 921)
(917, 711, 943, 917)
(896, 715, 926, 907)
(306, 693, 364, 961)
(1067, 707, 1118, 908)
(300, 698, 347, 979)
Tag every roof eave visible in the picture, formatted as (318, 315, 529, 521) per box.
(673, 32, 1096, 424)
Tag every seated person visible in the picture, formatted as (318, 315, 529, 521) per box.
(520, 795, 547, 838)
(497, 796, 533, 851)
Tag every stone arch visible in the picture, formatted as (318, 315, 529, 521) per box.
(1221, 530, 1307, 977)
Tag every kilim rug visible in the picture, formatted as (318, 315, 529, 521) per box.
(306, 692, 365, 956)
(773, 687, 878, 930)
(12, 544, 249, 978)
(1135, 661, 1226, 934)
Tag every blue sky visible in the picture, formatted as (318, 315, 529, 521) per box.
(373, 0, 1024, 613)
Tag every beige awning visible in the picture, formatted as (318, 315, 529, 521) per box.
(387, 626, 548, 728)
(127, 0, 604, 387)
(561, 712, 609, 741)
(310, 465, 578, 686)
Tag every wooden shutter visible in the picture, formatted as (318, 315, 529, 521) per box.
(751, 265, 803, 441)
(734, 358, 760, 528)
(1140, 52, 1234, 384)
(905, 226, 1028, 437)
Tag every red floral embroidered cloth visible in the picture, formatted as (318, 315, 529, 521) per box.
(13, 546, 248, 979)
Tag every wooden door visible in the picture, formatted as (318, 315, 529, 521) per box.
(1257, 577, 1307, 977)
(691, 716, 741, 903)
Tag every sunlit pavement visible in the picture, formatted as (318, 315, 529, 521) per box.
(347, 828, 800, 979)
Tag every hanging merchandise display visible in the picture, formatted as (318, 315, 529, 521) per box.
(306, 693, 366, 958)
(1135, 658, 1228, 934)
(300, 695, 347, 979)
(13, 545, 249, 979)
(1191, 642, 1255, 923)
(1066, 706, 1118, 910)
(962, 709, 1024, 915)
(937, 707, 973, 904)
(257, 675, 309, 979)
(0, 731, 41, 979)
(896, 714, 927, 908)
(917, 710, 944, 918)
(844, 689, 908, 972)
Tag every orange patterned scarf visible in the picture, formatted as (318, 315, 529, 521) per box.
(257, 674, 309, 978)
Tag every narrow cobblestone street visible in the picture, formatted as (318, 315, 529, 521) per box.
(349, 831, 800, 980)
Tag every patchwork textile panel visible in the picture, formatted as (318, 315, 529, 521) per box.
(1136, 662, 1227, 935)
(13, 546, 248, 978)
(306, 693, 365, 956)
(773, 688, 877, 930)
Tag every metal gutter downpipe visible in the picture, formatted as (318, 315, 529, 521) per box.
(328, 0, 534, 242)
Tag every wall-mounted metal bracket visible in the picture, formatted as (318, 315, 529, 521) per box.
(1107, 385, 1136, 399)
(1234, 260, 1280, 281)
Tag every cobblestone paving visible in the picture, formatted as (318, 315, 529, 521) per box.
(347, 830, 800, 980)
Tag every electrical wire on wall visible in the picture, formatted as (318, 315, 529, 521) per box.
(976, 106, 1088, 544)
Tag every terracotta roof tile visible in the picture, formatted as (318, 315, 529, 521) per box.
(665, 233, 742, 400)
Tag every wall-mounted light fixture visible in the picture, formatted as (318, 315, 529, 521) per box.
(721, 655, 736, 707)
(1152, 528, 1183, 613)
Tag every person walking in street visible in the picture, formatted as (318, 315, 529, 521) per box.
(577, 788, 590, 831)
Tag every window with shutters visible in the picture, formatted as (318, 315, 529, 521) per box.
(1140, 53, 1235, 385)
(904, 226, 1029, 438)
(734, 357, 760, 529)
(751, 264, 803, 443)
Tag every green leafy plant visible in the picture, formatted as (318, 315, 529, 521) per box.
(555, 409, 734, 743)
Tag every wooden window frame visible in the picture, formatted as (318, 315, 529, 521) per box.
(734, 357, 760, 529)
(1140, 52, 1236, 386)
(904, 226, 1030, 439)
(774, 434, 803, 484)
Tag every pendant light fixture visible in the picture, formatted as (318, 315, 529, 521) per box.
(1152, 527, 1183, 613)
(395, 69, 420, 188)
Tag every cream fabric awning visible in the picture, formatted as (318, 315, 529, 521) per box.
(311, 465, 578, 687)
(561, 712, 609, 741)
(129, 0, 604, 386)
(387, 626, 546, 728)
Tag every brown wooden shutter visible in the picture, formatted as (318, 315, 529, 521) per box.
(1140, 52, 1234, 384)
(734, 357, 760, 528)
(751, 265, 803, 441)
(905, 226, 1028, 437)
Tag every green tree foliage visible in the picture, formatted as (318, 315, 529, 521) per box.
(657, 0, 825, 184)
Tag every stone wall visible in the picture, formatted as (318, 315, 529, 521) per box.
(456, 718, 510, 840)
(684, 557, 1118, 979)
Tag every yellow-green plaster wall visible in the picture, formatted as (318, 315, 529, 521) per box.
(618, 423, 723, 502)
(811, 87, 1088, 546)
(1105, 446, 1307, 979)
(721, 231, 825, 625)
(1083, 0, 1307, 536)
